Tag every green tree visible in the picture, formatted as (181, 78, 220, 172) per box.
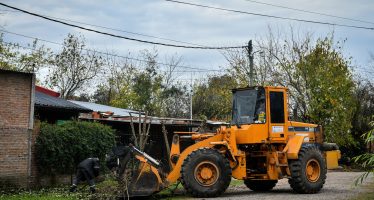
(46, 34, 103, 99)
(110, 49, 174, 116)
(192, 74, 238, 121)
(347, 81, 374, 156)
(161, 84, 190, 118)
(0, 33, 52, 73)
(297, 37, 356, 146)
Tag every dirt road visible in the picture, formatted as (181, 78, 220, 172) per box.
(165, 172, 373, 200)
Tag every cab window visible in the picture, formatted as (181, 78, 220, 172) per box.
(270, 91, 285, 123)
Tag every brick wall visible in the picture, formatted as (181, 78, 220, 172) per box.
(0, 70, 34, 188)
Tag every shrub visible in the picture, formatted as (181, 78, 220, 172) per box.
(35, 121, 115, 175)
(354, 119, 374, 185)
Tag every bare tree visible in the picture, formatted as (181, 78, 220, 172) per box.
(129, 112, 152, 151)
(256, 26, 314, 119)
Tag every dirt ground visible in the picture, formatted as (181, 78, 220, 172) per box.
(164, 172, 374, 200)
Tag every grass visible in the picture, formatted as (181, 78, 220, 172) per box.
(0, 178, 245, 200)
(350, 181, 374, 200)
(0, 179, 120, 200)
(0, 188, 80, 200)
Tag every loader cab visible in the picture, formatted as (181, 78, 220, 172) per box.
(232, 86, 288, 144)
(231, 87, 266, 125)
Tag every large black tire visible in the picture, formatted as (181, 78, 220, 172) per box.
(244, 180, 278, 191)
(181, 148, 232, 197)
(288, 145, 327, 194)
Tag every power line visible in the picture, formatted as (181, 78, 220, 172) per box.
(0, 29, 222, 72)
(0, 2, 247, 49)
(164, 0, 374, 30)
(0, 9, 210, 47)
(1, 40, 223, 74)
(244, 0, 374, 25)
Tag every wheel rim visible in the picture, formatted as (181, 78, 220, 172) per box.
(194, 161, 220, 186)
(305, 159, 321, 182)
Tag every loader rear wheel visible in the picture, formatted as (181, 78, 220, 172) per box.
(181, 148, 231, 197)
(244, 180, 278, 191)
(288, 145, 327, 194)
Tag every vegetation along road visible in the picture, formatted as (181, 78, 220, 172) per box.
(162, 172, 373, 200)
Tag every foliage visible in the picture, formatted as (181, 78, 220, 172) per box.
(35, 121, 115, 175)
(108, 49, 186, 117)
(192, 74, 238, 121)
(0, 33, 52, 73)
(299, 37, 356, 146)
(46, 34, 103, 99)
(353, 119, 374, 185)
(0, 179, 121, 200)
(161, 84, 190, 118)
(347, 81, 374, 156)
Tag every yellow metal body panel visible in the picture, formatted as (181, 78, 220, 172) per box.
(234, 124, 268, 144)
(267, 88, 288, 143)
(325, 150, 341, 169)
(283, 135, 306, 159)
(231, 150, 246, 179)
(169, 135, 181, 169)
(287, 121, 318, 142)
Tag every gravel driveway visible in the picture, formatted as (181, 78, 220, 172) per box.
(164, 172, 373, 200)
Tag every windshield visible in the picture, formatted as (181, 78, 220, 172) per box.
(231, 88, 266, 125)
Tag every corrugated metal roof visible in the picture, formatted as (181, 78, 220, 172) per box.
(69, 100, 140, 117)
(35, 91, 91, 112)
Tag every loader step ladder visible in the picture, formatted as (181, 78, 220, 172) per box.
(276, 151, 289, 178)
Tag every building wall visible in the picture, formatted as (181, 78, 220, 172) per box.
(0, 70, 34, 188)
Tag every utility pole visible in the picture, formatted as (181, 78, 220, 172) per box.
(190, 72, 193, 120)
(247, 40, 254, 86)
(189, 73, 193, 132)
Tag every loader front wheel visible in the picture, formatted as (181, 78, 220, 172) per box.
(288, 145, 327, 194)
(244, 180, 278, 191)
(181, 148, 231, 197)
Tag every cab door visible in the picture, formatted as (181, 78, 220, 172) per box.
(267, 88, 288, 142)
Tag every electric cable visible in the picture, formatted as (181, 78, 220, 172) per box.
(0, 29, 223, 72)
(243, 0, 374, 25)
(164, 0, 374, 30)
(0, 9, 210, 47)
(0, 2, 247, 49)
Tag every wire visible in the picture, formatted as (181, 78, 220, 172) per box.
(243, 0, 374, 25)
(164, 0, 374, 30)
(0, 30, 222, 72)
(2, 40, 224, 75)
(0, 2, 247, 49)
(0, 9, 210, 47)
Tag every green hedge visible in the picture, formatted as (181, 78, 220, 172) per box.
(35, 121, 115, 175)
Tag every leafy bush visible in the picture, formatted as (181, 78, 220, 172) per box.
(354, 119, 374, 185)
(35, 121, 115, 175)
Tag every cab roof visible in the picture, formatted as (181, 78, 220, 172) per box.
(232, 86, 288, 93)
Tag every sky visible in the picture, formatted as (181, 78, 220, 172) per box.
(1, 0, 373, 83)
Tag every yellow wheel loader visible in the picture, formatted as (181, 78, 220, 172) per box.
(117, 86, 341, 198)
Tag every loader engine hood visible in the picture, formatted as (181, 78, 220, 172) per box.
(231, 87, 266, 125)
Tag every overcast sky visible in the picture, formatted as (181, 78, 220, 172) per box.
(1, 0, 373, 82)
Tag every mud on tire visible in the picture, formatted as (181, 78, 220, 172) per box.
(288, 145, 327, 194)
(181, 148, 231, 197)
(244, 180, 278, 191)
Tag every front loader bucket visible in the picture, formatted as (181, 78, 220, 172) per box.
(127, 165, 161, 196)
(117, 146, 164, 197)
